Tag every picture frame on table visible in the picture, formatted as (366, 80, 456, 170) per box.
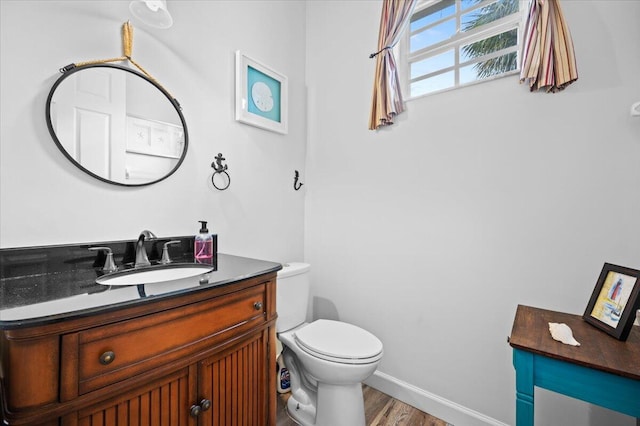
(235, 51, 288, 134)
(583, 263, 640, 341)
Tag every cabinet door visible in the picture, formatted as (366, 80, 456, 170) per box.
(197, 330, 269, 426)
(63, 367, 196, 426)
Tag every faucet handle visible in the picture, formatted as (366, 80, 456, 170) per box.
(160, 240, 181, 264)
(89, 247, 118, 273)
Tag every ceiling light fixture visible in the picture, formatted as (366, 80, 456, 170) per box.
(129, 0, 173, 29)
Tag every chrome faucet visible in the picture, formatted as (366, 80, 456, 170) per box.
(135, 230, 157, 267)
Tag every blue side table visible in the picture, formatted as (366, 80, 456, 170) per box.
(509, 305, 640, 426)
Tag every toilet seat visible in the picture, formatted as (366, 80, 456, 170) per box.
(294, 319, 383, 365)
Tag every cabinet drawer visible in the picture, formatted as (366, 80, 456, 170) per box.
(75, 284, 266, 395)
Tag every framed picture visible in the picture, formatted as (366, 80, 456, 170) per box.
(583, 263, 640, 341)
(235, 51, 288, 134)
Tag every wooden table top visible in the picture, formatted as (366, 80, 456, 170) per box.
(509, 305, 640, 380)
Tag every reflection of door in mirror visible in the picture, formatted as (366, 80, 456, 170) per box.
(50, 68, 127, 181)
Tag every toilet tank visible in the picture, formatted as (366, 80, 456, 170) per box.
(276, 262, 311, 333)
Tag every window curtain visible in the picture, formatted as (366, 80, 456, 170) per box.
(520, 0, 578, 92)
(368, 0, 417, 130)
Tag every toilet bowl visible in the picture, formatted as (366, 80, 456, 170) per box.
(276, 263, 383, 426)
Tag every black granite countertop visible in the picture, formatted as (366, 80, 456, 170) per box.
(0, 237, 281, 328)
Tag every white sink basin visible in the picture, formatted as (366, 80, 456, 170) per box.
(96, 264, 214, 286)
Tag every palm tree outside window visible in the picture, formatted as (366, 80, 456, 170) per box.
(403, 0, 521, 98)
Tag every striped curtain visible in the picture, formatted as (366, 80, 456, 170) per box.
(368, 0, 417, 130)
(520, 0, 578, 92)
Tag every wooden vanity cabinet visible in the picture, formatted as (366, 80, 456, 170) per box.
(0, 273, 277, 426)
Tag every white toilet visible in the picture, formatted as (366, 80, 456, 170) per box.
(277, 263, 383, 426)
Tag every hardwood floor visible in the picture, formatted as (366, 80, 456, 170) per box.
(276, 385, 449, 426)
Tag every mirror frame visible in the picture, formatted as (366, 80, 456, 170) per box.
(46, 63, 188, 187)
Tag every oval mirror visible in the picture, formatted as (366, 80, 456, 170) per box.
(46, 64, 188, 186)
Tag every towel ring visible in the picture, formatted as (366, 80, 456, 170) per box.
(211, 153, 230, 191)
(212, 171, 230, 190)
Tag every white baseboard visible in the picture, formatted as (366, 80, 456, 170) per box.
(364, 371, 509, 426)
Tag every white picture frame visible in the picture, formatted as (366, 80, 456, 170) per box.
(235, 51, 288, 134)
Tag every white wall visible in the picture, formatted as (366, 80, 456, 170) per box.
(305, 1, 639, 425)
(0, 0, 307, 264)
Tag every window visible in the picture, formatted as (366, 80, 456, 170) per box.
(403, 0, 521, 98)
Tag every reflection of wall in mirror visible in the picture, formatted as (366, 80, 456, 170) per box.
(126, 74, 180, 125)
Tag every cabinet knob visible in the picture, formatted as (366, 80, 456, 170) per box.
(190, 399, 211, 417)
(200, 399, 211, 411)
(99, 351, 116, 365)
(253, 301, 263, 311)
(190, 404, 202, 417)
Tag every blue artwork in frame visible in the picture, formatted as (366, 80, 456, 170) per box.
(247, 65, 281, 123)
(235, 51, 288, 134)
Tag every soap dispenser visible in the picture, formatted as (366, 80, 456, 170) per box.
(194, 220, 214, 264)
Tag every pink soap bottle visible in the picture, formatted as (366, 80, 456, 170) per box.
(194, 220, 213, 264)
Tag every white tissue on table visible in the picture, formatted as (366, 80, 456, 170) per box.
(548, 322, 580, 346)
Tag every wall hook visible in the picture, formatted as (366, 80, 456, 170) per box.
(294, 170, 304, 191)
(211, 153, 230, 190)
